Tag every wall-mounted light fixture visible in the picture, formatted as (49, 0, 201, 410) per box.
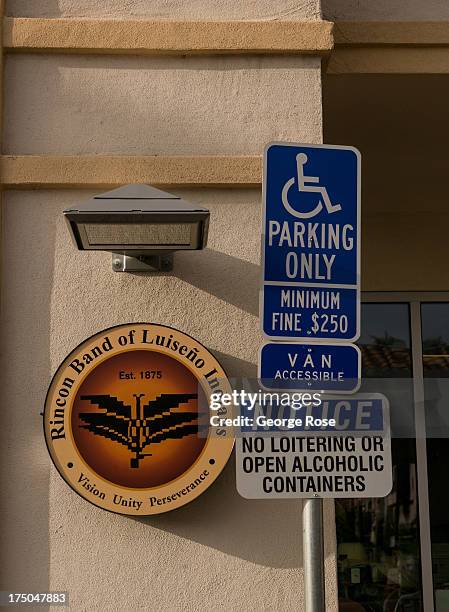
(64, 184, 209, 272)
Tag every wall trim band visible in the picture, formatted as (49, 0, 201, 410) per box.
(4, 18, 334, 55)
(1, 155, 263, 188)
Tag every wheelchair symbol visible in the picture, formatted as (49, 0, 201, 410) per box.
(282, 153, 342, 219)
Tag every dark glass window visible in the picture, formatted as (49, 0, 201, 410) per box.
(422, 303, 449, 611)
(337, 303, 422, 612)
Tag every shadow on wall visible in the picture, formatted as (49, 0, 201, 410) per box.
(6, 0, 61, 17)
(172, 248, 260, 318)
(136, 455, 304, 570)
(133, 352, 303, 570)
(124, 248, 260, 317)
(0, 192, 57, 605)
(106, 255, 307, 570)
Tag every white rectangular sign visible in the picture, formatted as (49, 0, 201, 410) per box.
(236, 394, 392, 499)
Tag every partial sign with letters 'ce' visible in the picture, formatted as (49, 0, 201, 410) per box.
(236, 394, 392, 499)
(262, 142, 361, 342)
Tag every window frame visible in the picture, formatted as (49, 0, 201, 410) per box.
(358, 291, 449, 611)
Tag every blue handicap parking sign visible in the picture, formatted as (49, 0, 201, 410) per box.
(262, 143, 361, 342)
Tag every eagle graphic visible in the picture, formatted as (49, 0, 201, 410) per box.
(78, 393, 201, 468)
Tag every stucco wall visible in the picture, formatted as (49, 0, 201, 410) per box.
(0, 0, 340, 603)
(6, 0, 321, 21)
(323, 0, 449, 21)
(4, 55, 322, 155)
(1, 189, 337, 611)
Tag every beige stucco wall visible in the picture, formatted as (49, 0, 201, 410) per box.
(323, 0, 449, 21)
(6, 0, 321, 20)
(4, 55, 322, 156)
(0, 0, 340, 609)
(1, 189, 337, 611)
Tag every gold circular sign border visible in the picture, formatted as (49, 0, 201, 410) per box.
(44, 323, 235, 516)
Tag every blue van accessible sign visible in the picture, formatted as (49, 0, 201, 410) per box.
(259, 343, 361, 393)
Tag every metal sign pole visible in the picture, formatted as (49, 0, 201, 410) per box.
(257, 142, 362, 612)
(303, 497, 325, 612)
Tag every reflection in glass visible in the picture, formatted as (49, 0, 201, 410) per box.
(358, 304, 412, 378)
(422, 303, 449, 611)
(337, 304, 422, 612)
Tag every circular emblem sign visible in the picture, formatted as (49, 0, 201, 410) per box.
(44, 323, 234, 515)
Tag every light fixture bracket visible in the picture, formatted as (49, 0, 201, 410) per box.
(111, 253, 173, 273)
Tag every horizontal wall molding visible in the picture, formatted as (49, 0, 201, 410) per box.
(329, 21, 449, 73)
(0, 155, 262, 188)
(3, 18, 334, 55)
(3, 18, 449, 73)
(334, 21, 449, 46)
